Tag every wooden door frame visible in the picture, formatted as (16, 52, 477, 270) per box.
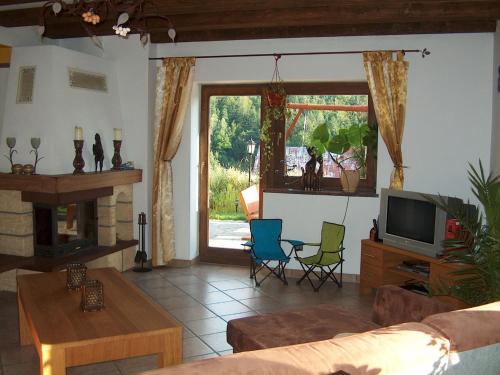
(198, 84, 264, 265)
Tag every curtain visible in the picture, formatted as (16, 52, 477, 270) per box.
(152, 57, 196, 266)
(363, 51, 408, 190)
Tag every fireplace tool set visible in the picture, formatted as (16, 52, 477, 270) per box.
(134, 212, 151, 272)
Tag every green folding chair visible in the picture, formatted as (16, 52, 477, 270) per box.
(295, 221, 345, 292)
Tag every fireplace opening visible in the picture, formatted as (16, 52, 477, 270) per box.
(34, 200, 98, 257)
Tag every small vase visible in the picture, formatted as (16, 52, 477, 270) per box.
(340, 170, 360, 193)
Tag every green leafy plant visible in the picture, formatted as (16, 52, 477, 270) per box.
(425, 161, 500, 306)
(309, 122, 375, 174)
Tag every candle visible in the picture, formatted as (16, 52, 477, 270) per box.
(114, 128, 122, 141)
(74, 126, 83, 141)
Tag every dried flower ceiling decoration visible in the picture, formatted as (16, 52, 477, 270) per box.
(37, 0, 176, 48)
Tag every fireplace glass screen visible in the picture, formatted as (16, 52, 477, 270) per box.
(34, 201, 97, 257)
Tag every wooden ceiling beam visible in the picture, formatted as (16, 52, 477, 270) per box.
(0, 0, 41, 5)
(150, 20, 497, 43)
(2, 1, 500, 29)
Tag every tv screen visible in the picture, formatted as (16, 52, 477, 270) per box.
(386, 196, 436, 244)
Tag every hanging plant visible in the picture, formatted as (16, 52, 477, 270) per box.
(260, 55, 289, 178)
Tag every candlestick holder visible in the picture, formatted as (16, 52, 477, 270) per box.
(30, 137, 44, 174)
(112, 140, 122, 171)
(4, 137, 17, 172)
(73, 140, 85, 174)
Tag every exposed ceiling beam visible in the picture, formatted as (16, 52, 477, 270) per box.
(2, 1, 500, 28)
(150, 20, 497, 43)
(0, 1, 499, 42)
(0, 0, 40, 6)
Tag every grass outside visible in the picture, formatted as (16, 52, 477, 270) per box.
(209, 211, 247, 221)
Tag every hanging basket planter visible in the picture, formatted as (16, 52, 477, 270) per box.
(265, 54, 287, 108)
(265, 86, 286, 108)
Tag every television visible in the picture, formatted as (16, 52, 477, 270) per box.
(378, 188, 463, 258)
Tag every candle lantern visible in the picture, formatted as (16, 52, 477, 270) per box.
(66, 263, 87, 290)
(81, 279, 104, 312)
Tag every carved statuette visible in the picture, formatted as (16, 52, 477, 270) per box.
(92, 133, 104, 172)
(302, 147, 322, 191)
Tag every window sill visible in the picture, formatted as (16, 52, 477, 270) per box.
(263, 187, 378, 197)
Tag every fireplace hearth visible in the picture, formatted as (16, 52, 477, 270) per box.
(34, 201, 98, 257)
(0, 170, 142, 292)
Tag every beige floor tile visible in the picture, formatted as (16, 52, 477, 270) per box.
(199, 332, 233, 352)
(206, 300, 252, 316)
(184, 317, 228, 336)
(183, 337, 214, 358)
(169, 305, 216, 322)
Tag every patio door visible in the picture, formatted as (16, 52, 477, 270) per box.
(199, 85, 263, 265)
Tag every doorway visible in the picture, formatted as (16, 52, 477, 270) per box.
(199, 85, 262, 265)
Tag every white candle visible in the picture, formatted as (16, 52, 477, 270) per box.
(114, 128, 122, 141)
(74, 126, 83, 141)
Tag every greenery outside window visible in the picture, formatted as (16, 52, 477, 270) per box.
(263, 82, 377, 195)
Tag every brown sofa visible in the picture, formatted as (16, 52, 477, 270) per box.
(138, 290, 500, 375)
(227, 285, 454, 352)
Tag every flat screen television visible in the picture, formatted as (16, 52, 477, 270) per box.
(378, 188, 463, 258)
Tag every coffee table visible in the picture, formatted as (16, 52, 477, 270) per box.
(17, 267, 182, 375)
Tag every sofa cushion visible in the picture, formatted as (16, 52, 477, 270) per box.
(422, 302, 500, 375)
(422, 301, 500, 353)
(139, 322, 449, 375)
(227, 304, 379, 352)
(372, 285, 454, 327)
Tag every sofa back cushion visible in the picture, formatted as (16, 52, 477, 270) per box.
(422, 301, 500, 374)
(138, 323, 449, 375)
(372, 285, 454, 327)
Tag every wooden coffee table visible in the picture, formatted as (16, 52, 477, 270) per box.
(17, 268, 182, 375)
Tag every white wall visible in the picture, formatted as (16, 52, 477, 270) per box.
(1, 45, 123, 173)
(0, 68, 8, 135)
(0, 26, 43, 47)
(491, 23, 500, 176)
(154, 33, 495, 274)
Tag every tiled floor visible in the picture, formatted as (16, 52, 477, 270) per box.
(0, 263, 375, 374)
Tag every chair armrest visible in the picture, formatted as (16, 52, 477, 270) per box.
(322, 246, 345, 253)
(281, 239, 305, 247)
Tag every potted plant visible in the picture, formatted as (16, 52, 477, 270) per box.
(309, 122, 375, 193)
(260, 81, 289, 177)
(425, 161, 500, 306)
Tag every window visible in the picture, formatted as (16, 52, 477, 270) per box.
(200, 82, 377, 198)
(263, 82, 377, 195)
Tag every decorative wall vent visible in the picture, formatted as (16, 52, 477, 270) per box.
(68, 68, 107, 92)
(16, 66, 36, 104)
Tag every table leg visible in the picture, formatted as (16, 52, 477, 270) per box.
(41, 345, 66, 375)
(157, 332, 182, 368)
(18, 293, 33, 346)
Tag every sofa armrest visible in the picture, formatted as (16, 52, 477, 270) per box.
(372, 285, 454, 327)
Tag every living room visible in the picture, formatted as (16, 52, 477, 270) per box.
(0, 1, 499, 374)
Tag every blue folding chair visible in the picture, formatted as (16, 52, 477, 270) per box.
(243, 219, 304, 287)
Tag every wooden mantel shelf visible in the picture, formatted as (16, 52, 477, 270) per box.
(0, 169, 142, 194)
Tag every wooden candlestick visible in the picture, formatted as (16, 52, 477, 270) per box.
(112, 140, 122, 171)
(73, 140, 85, 174)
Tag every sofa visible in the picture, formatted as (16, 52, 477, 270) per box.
(139, 288, 500, 375)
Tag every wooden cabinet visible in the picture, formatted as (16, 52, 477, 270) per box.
(360, 239, 467, 308)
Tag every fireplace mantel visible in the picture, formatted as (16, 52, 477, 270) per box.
(0, 169, 142, 194)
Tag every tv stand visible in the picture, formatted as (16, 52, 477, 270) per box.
(360, 239, 468, 308)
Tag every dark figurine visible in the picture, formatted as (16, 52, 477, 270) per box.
(301, 147, 322, 191)
(92, 133, 104, 172)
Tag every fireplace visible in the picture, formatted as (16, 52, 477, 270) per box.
(34, 201, 98, 257)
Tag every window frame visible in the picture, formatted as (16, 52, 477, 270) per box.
(263, 81, 377, 195)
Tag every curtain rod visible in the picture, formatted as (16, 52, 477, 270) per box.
(149, 48, 430, 60)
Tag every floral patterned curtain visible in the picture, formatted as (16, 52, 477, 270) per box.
(152, 57, 196, 266)
(363, 51, 408, 190)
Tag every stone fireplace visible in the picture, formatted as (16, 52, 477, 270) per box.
(0, 170, 142, 291)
